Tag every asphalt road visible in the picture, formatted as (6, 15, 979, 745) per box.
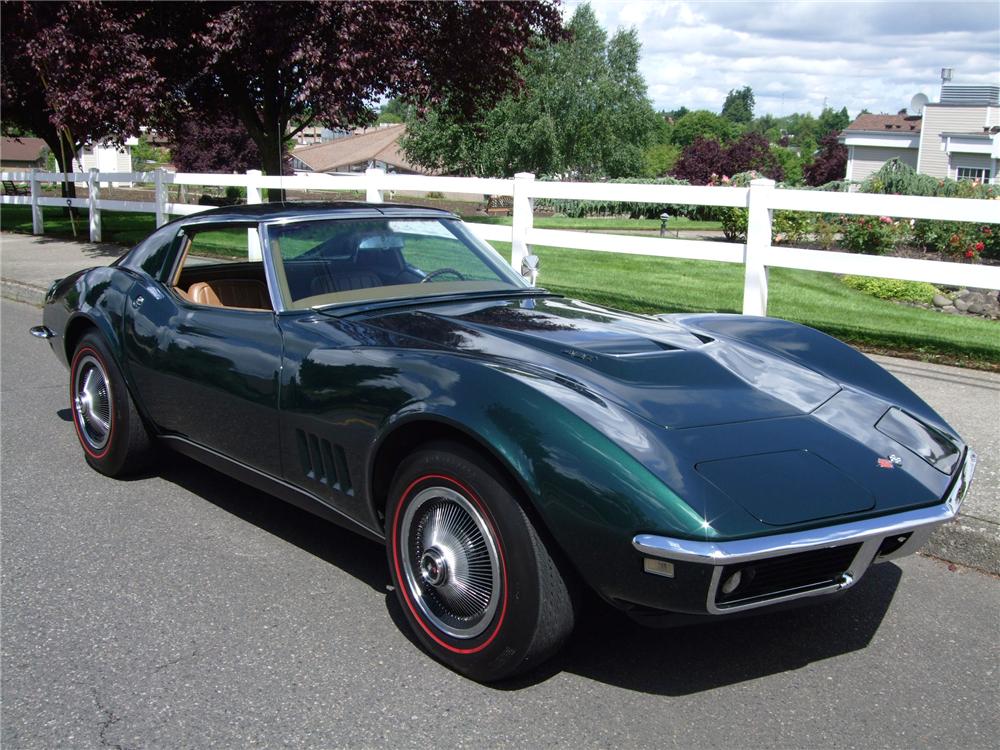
(2, 297, 999, 750)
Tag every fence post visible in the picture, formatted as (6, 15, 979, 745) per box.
(511, 172, 535, 270)
(742, 178, 774, 316)
(365, 167, 385, 202)
(87, 168, 102, 243)
(245, 169, 263, 205)
(245, 170, 263, 261)
(153, 168, 167, 227)
(30, 168, 43, 235)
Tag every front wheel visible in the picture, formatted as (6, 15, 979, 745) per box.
(387, 442, 575, 682)
(70, 332, 152, 477)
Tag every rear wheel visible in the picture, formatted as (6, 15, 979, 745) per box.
(70, 332, 151, 477)
(387, 442, 575, 682)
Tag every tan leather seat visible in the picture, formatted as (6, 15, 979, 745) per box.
(310, 271, 383, 296)
(187, 279, 270, 309)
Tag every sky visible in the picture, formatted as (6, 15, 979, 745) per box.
(562, 0, 1000, 118)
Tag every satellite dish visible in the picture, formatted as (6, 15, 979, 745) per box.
(909, 93, 929, 114)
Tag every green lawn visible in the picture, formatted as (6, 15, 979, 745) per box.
(3, 204, 996, 366)
(1, 206, 162, 247)
(465, 215, 722, 232)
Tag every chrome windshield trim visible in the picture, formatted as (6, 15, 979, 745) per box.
(634, 450, 976, 565)
(257, 222, 287, 313)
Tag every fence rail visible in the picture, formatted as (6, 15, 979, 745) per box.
(2, 167, 998, 316)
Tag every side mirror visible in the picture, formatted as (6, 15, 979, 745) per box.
(520, 254, 540, 286)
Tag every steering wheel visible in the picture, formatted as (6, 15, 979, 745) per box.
(420, 267, 466, 283)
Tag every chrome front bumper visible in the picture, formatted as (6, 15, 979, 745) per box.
(633, 450, 976, 615)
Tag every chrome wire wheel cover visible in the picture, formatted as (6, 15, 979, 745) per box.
(399, 486, 502, 639)
(73, 353, 112, 452)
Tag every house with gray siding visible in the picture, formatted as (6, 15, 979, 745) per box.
(841, 82, 1000, 185)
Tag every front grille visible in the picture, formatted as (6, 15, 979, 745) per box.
(715, 543, 862, 607)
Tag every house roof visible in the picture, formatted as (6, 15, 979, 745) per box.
(844, 113, 922, 134)
(291, 124, 436, 174)
(0, 137, 48, 162)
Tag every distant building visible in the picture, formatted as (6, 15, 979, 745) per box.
(0, 137, 48, 170)
(290, 126, 338, 147)
(840, 76, 1000, 185)
(289, 124, 437, 175)
(72, 138, 137, 175)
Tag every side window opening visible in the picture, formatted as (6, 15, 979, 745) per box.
(171, 226, 272, 311)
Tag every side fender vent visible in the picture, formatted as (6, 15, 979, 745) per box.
(295, 429, 354, 495)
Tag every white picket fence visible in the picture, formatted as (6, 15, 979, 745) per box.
(2, 166, 999, 316)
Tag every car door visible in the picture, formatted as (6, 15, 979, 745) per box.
(123, 224, 284, 476)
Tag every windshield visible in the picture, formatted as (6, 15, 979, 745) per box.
(266, 217, 527, 310)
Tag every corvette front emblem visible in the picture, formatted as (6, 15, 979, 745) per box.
(878, 455, 903, 469)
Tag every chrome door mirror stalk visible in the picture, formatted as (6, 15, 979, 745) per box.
(521, 254, 540, 286)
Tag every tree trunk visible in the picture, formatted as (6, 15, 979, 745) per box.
(42, 132, 79, 217)
(259, 133, 286, 204)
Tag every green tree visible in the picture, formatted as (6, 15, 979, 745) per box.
(721, 86, 755, 124)
(770, 145, 804, 185)
(641, 143, 680, 177)
(669, 110, 737, 148)
(817, 106, 850, 137)
(130, 134, 170, 171)
(402, 3, 658, 178)
(378, 99, 410, 124)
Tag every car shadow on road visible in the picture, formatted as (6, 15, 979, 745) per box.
(156, 452, 391, 595)
(511, 562, 902, 695)
(151, 450, 903, 696)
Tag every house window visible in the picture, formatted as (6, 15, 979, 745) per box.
(956, 166, 990, 182)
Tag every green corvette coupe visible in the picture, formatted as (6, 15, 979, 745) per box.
(32, 203, 976, 681)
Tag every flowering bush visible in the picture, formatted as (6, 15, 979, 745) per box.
(712, 172, 814, 243)
(912, 220, 997, 261)
(838, 215, 906, 255)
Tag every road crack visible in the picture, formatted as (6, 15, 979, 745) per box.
(91, 688, 136, 750)
(154, 648, 198, 672)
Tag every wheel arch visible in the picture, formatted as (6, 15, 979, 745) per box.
(369, 415, 538, 534)
(63, 313, 103, 364)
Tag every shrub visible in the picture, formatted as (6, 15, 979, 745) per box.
(533, 176, 704, 219)
(912, 220, 995, 261)
(713, 172, 817, 243)
(842, 275, 939, 303)
(838, 214, 905, 255)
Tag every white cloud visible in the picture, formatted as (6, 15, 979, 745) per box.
(562, 0, 1000, 116)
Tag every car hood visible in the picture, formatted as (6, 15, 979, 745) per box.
(360, 296, 842, 430)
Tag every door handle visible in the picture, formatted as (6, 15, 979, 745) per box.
(132, 295, 145, 309)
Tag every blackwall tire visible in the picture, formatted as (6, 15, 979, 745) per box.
(70, 332, 152, 477)
(386, 442, 575, 682)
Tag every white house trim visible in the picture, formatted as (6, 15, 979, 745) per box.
(840, 133, 920, 149)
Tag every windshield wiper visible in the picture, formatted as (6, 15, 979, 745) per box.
(311, 288, 556, 317)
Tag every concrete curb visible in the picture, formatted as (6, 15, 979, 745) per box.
(926, 516, 1000, 576)
(1, 278, 46, 307)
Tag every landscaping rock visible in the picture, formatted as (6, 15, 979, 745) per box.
(954, 298, 970, 311)
(942, 305, 959, 314)
(968, 303, 986, 315)
(933, 294, 951, 308)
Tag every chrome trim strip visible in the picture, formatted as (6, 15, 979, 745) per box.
(257, 222, 287, 313)
(634, 450, 976, 566)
